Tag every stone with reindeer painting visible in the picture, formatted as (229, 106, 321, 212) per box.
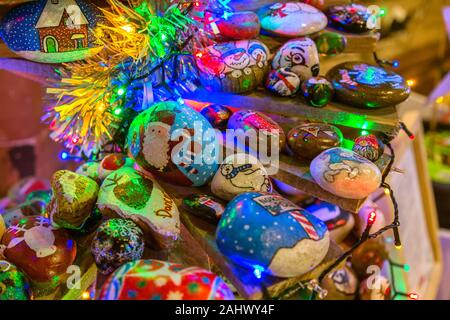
(310, 147, 382, 199)
(0, 0, 102, 63)
(48, 170, 99, 230)
(272, 38, 320, 82)
(97, 166, 180, 250)
(195, 39, 270, 93)
(211, 154, 272, 201)
(257, 2, 327, 37)
(126, 101, 218, 187)
(1, 216, 77, 291)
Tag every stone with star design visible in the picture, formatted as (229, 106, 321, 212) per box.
(287, 123, 343, 161)
(326, 62, 411, 109)
(99, 259, 234, 300)
(216, 192, 330, 278)
(97, 166, 180, 250)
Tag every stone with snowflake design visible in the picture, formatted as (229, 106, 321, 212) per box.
(126, 101, 218, 187)
(99, 259, 234, 300)
(216, 192, 330, 278)
(96, 166, 180, 250)
(1, 216, 77, 290)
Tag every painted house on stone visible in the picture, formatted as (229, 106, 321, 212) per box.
(35, 0, 89, 53)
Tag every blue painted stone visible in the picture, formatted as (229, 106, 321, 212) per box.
(216, 192, 329, 278)
(0, 0, 102, 63)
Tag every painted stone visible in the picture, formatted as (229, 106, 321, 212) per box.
(321, 265, 358, 300)
(354, 200, 386, 237)
(352, 134, 385, 162)
(288, 123, 343, 161)
(272, 38, 320, 82)
(92, 219, 145, 275)
(315, 32, 346, 55)
(0, 260, 31, 300)
(326, 62, 411, 109)
(75, 161, 100, 183)
(326, 4, 371, 34)
(227, 110, 286, 152)
(25, 189, 52, 205)
(304, 199, 354, 244)
(127, 101, 218, 187)
(0, 0, 102, 63)
(196, 40, 270, 93)
(97, 166, 180, 249)
(301, 76, 334, 107)
(1, 198, 50, 228)
(48, 170, 99, 230)
(7, 177, 50, 204)
(310, 147, 382, 199)
(181, 194, 225, 223)
(359, 276, 391, 300)
(350, 238, 388, 280)
(204, 11, 260, 41)
(99, 259, 234, 300)
(257, 2, 327, 37)
(265, 68, 301, 97)
(1, 216, 77, 286)
(216, 192, 330, 277)
(200, 104, 232, 131)
(97, 153, 134, 181)
(211, 154, 272, 201)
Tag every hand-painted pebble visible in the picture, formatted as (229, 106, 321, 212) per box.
(181, 194, 225, 223)
(352, 134, 385, 162)
(196, 40, 270, 93)
(326, 62, 411, 109)
(75, 161, 100, 182)
(1, 199, 48, 228)
(25, 189, 52, 205)
(272, 38, 320, 82)
(211, 154, 272, 201)
(200, 104, 232, 131)
(228, 109, 286, 152)
(99, 259, 234, 300)
(97, 167, 180, 249)
(216, 192, 330, 278)
(97, 153, 134, 181)
(91, 219, 145, 275)
(326, 4, 371, 34)
(127, 101, 218, 187)
(301, 76, 334, 107)
(1, 216, 77, 289)
(0, 260, 31, 300)
(0, 0, 102, 63)
(288, 123, 343, 161)
(257, 2, 327, 37)
(204, 11, 260, 41)
(315, 32, 346, 55)
(354, 201, 386, 237)
(350, 238, 388, 280)
(359, 276, 391, 300)
(47, 170, 99, 230)
(310, 147, 382, 199)
(265, 68, 301, 97)
(304, 199, 354, 243)
(321, 265, 358, 300)
(7, 177, 50, 204)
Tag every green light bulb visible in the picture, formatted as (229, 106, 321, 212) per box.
(117, 88, 125, 96)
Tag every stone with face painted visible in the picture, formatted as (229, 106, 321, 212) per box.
(211, 154, 272, 201)
(126, 101, 218, 187)
(266, 68, 301, 97)
(304, 199, 354, 244)
(1, 216, 77, 289)
(326, 4, 371, 34)
(257, 2, 327, 37)
(196, 40, 270, 93)
(99, 259, 234, 300)
(301, 76, 334, 107)
(352, 134, 385, 161)
(321, 265, 358, 300)
(327, 62, 411, 109)
(272, 38, 320, 82)
(310, 147, 382, 199)
(97, 166, 180, 250)
(216, 192, 329, 277)
(287, 123, 343, 161)
(0, 260, 31, 300)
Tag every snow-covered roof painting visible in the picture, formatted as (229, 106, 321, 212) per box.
(35, 0, 88, 29)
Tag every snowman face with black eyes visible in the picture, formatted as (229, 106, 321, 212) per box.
(223, 49, 251, 71)
(249, 45, 268, 68)
(221, 164, 234, 176)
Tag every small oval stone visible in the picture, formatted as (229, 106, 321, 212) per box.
(0, 260, 31, 300)
(315, 32, 347, 55)
(287, 123, 343, 161)
(266, 68, 301, 97)
(205, 11, 260, 41)
(352, 134, 385, 161)
(301, 76, 334, 107)
(181, 194, 225, 223)
(321, 265, 358, 300)
(97, 153, 134, 181)
(200, 104, 232, 130)
(326, 4, 371, 34)
(216, 192, 329, 277)
(310, 147, 382, 199)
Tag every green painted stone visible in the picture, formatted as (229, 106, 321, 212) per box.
(326, 62, 411, 109)
(0, 260, 31, 300)
(315, 32, 346, 55)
